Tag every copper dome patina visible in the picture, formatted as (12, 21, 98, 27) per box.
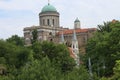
(75, 18, 80, 22)
(41, 3, 57, 12)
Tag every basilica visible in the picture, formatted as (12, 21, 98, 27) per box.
(23, 2, 96, 47)
(23, 2, 96, 66)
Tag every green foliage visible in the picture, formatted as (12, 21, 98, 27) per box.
(0, 57, 6, 64)
(112, 60, 120, 80)
(100, 77, 110, 80)
(30, 41, 76, 73)
(0, 76, 10, 80)
(15, 48, 33, 68)
(100, 60, 120, 80)
(85, 20, 120, 77)
(41, 41, 76, 73)
(97, 22, 112, 33)
(31, 42, 75, 72)
(0, 35, 99, 79)
(15, 58, 90, 80)
(31, 29, 38, 44)
(6, 35, 24, 46)
(32, 42, 44, 59)
(0, 40, 17, 66)
(16, 57, 59, 80)
(65, 66, 90, 80)
(0, 40, 33, 75)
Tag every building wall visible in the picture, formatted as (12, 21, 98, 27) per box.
(74, 21, 80, 29)
(23, 25, 65, 45)
(55, 32, 90, 48)
(24, 28, 96, 48)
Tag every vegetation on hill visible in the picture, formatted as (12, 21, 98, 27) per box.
(84, 20, 120, 79)
(0, 39, 91, 80)
(0, 20, 120, 80)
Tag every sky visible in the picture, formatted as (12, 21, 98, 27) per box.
(0, 0, 120, 39)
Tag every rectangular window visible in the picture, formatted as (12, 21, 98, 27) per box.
(53, 19, 54, 26)
(43, 19, 45, 25)
(47, 19, 50, 26)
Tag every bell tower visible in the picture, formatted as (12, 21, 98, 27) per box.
(74, 18, 81, 29)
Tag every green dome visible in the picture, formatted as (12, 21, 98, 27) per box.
(41, 3, 57, 12)
(75, 18, 80, 22)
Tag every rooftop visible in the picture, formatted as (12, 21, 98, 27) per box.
(58, 28, 96, 35)
(41, 3, 57, 13)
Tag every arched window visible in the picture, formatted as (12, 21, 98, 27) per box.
(43, 19, 45, 25)
(53, 19, 54, 26)
(47, 19, 50, 26)
(73, 45, 75, 48)
(49, 32, 52, 35)
(83, 37, 86, 43)
(50, 39, 53, 42)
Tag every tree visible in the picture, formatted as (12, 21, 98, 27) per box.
(41, 41, 76, 73)
(65, 66, 90, 80)
(16, 57, 59, 80)
(15, 48, 33, 68)
(112, 60, 120, 80)
(0, 39, 33, 77)
(85, 20, 120, 77)
(0, 40, 17, 66)
(6, 35, 24, 46)
(97, 22, 112, 33)
(31, 42, 44, 59)
(0, 76, 10, 80)
(31, 29, 38, 44)
(100, 60, 120, 80)
(15, 57, 92, 80)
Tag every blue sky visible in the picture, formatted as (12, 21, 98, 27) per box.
(0, 0, 120, 39)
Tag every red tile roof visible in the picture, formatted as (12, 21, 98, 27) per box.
(58, 28, 96, 35)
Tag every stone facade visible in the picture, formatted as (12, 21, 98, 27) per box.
(56, 28, 96, 48)
(24, 26, 68, 46)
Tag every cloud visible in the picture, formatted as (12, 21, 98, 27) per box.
(0, 0, 46, 13)
(0, 0, 120, 39)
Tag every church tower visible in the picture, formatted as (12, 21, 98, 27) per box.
(39, 2, 59, 27)
(74, 18, 80, 29)
(71, 30, 80, 66)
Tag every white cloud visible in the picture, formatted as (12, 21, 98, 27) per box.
(0, 0, 120, 39)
